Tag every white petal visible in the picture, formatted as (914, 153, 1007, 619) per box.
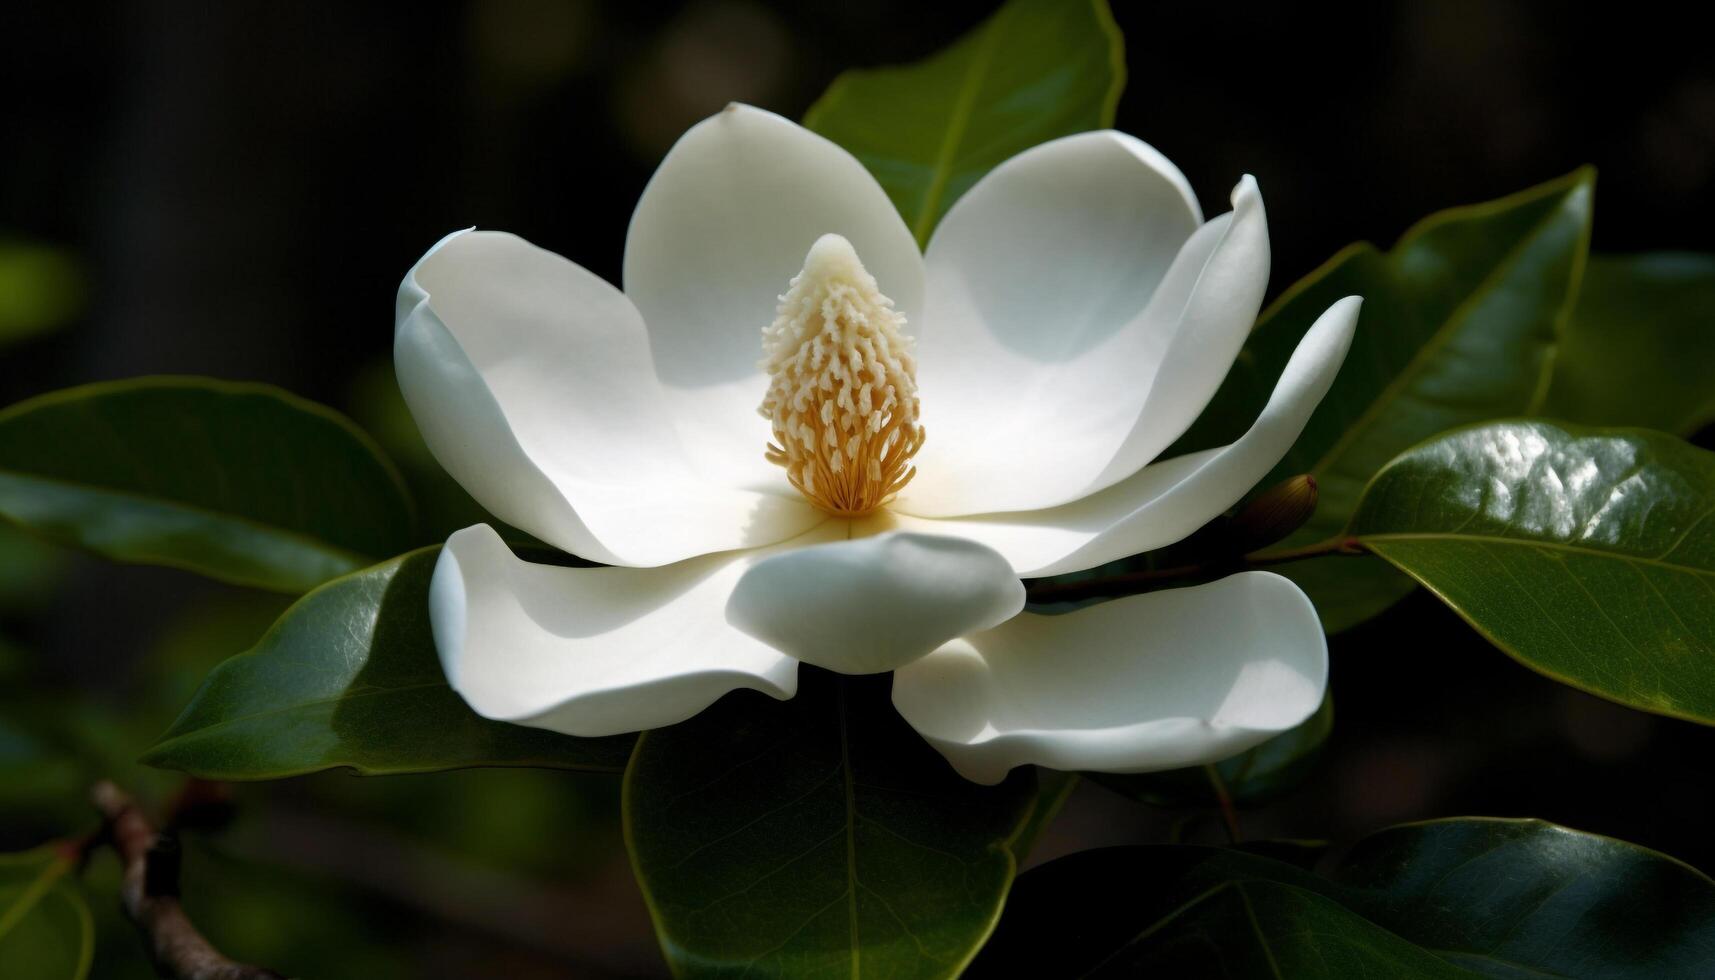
(396, 229, 826, 567)
(432, 522, 844, 737)
(1095, 176, 1271, 489)
(727, 532, 1024, 675)
(868, 296, 1361, 576)
(624, 103, 924, 491)
(904, 143, 1270, 517)
(892, 572, 1327, 784)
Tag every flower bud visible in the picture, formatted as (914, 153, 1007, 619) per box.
(1230, 474, 1318, 552)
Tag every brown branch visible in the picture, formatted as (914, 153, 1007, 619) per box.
(1023, 536, 1366, 604)
(1203, 764, 1243, 844)
(92, 781, 286, 980)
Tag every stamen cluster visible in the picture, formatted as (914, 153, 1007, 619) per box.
(759, 234, 923, 517)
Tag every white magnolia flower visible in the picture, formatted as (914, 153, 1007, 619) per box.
(396, 104, 1359, 784)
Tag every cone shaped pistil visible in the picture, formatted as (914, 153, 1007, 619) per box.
(758, 234, 923, 517)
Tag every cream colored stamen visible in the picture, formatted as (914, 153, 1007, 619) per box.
(759, 234, 923, 517)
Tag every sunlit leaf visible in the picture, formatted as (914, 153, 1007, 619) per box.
(1350, 420, 1715, 723)
(804, 0, 1124, 244)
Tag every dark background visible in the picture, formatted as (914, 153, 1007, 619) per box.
(3, 1, 1713, 977)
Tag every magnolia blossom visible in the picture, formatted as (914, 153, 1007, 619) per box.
(395, 104, 1359, 784)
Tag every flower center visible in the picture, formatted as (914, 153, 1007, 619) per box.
(758, 233, 923, 517)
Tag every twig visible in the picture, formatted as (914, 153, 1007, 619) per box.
(1202, 765, 1243, 844)
(91, 781, 286, 980)
(1023, 536, 1365, 604)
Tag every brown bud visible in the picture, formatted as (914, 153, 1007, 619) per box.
(1230, 474, 1318, 551)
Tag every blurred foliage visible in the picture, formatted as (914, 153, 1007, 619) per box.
(0, 847, 92, 980)
(3, 576, 640, 976)
(0, 239, 84, 351)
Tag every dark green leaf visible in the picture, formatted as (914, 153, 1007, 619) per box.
(142, 549, 634, 779)
(625, 669, 1039, 979)
(1093, 692, 1332, 808)
(1099, 880, 1472, 979)
(975, 818, 1715, 978)
(1177, 171, 1595, 632)
(1332, 819, 1715, 978)
(1351, 420, 1715, 723)
(1009, 770, 1078, 863)
(1546, 252, 1715, 435)
(804, 0, 1123, 245)
(0, 377, 414, 592)
(0, 848, 93, 980)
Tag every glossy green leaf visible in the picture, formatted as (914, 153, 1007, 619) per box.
(804, 0, 1124, 245)
(1176, 170, 1595, 632)
(0, 377, 414, 592)
(974, 818, 1715, 978)
(0, 240, 84, 349)
(625, 669, 1040, 979)
(1546, 252, 1715, 435)
(0, 848, 93, 980)
(1349, 420, 1715, 723)
(1092, 692, 1332, 808)
(1330, 819, 1715, 977)
(143, 549, 635, 779)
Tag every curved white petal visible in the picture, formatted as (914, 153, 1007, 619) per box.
(905, 153, 1270, 517)
(1094, 176, 1271, 489)
(727, 532, 1024, 675)
(624, 103, 924, 491)
(892, 572, 1327, 785)
(396, 229, 826, 567)
(432, 522, 844, 737)
(869, 296, 1361, 576)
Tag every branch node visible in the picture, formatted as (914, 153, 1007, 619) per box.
(91, 779, 288, 980)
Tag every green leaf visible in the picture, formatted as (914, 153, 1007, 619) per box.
(625, 669, 1039, 979)
(804, 0, 1124, 245)
(0, 240, 84, 349)
(1092, 692, 1332, 808)
(1546, 252, 1715, 435)
(1349, 420, 1715, 724)
(142, 549, 634, 779)
(974, 818, 1715, 978)
(1177, 170, 1595, 632)
(0, 377, 414, 593)
(1101, 880, 1473, 978)
(1009, 770, 1079, 863)
(1330, 819, 1715, 978)
(0, 848, 93, 980)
